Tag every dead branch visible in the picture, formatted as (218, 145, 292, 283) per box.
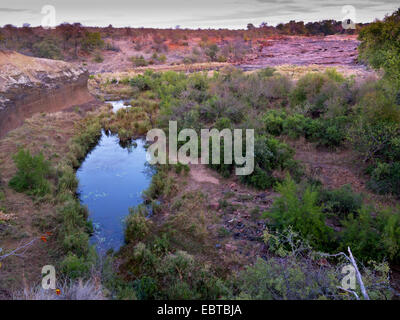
(0, 237, 39, 261)
(348, 246, 370, 300)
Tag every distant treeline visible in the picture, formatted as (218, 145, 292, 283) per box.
(0, 19, 364, 58)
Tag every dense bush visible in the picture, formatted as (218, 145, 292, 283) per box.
(263, 109, 348, 148)
(81, 32, 104, 52)
(263, 109, 286, 135)
(237, 257, 339, 299)
(290, 69, 350, 118)
(32, 38, 62, 59)
(9, 149, 52, 196)
(339, 207, 384, 261)
(125, 205, 151, 243)
(129, 243, 228, 299)
(368, 162, 400, 196)
(264, 176, 334, 250)
(318, 184, 363, 218)
(238, 227, 393, 300)
(358, 9, 400, 87)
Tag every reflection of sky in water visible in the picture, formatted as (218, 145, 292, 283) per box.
(77, 128, 151, 252)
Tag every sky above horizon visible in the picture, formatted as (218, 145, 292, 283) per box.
(0, 0, 399, 29)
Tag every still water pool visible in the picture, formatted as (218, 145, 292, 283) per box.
(77, 103, 151, 252)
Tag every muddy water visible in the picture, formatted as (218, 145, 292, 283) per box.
(77, 105, 151, 251)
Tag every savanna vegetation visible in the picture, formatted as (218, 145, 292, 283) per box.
(93, 52, 399, 298)
(2, 8, 400, 300)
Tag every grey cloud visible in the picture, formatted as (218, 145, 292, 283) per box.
(0, 7, 29, 12)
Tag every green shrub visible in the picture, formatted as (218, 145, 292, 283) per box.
(81, 32, 104, 52)
(142, 169, 176, 200)
(156, 250, 228, 299)
(9, 149, 52, 196)
(312, 117, 348, 148)
(358, 9, 400, 87)
(61, 253, 90, 279)
(237, 257, 338, 300)
(282, 114, 307, 138)
(57, 166, 78, 193)
(339, 207, 384, 261)
(368, 162, 400, 196)
(215, 117, 232, 131)
(239, 136, 296, 189)
(240, 166, 275, 190)
(290, 71, 349, 118)
(349, 120, 400, 163)
(290, 73, 327, 108)
(134, 276, 158, 300)
(319, 185, 363, 218)
(32, 38, 62, 59)
(125, 242, 228, 299)
(125, 205, 151, 243)
(264, 176, 334, 250)
(204, 44, 219, 61)
(263, 110, 286, 136)
(377, 208, 400, 263)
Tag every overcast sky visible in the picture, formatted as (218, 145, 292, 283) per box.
(0, 0, 398, 29)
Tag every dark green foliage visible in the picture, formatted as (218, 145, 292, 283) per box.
(61, 253, 91, 279)
(9, 149, 52, 196)
(204, 43, 219, 61)
(338, 206, 400, 263)
(282, 114, 307, 138)
(235, 135, 296, 189)
(358, 9, 400, 87)
(339, 208, 384, 261)
(81, 32, 104, 52)
(263, 110, 286, 136)
(134, 276, 158, 300)
(319, 185, 363, 218)
(263, 109, 348, 148)
(125, 242, 228, 300)
(240, 166, 274, 190)
(32, 37, 62, 59)
(290, 69, 349, 118)
(368, 162, 400, 196)
(264, 176, 334, 250)
(305, 116, 349, 148)
(125, 205, 151, 243)
(377, 208, 400, 263)
(142, 168, 176, 201)
(57, 166, 78, 193)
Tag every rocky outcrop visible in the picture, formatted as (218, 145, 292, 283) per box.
(0, 50, 95, 137)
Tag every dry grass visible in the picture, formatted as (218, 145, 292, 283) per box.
(13, 278, 105, 300)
